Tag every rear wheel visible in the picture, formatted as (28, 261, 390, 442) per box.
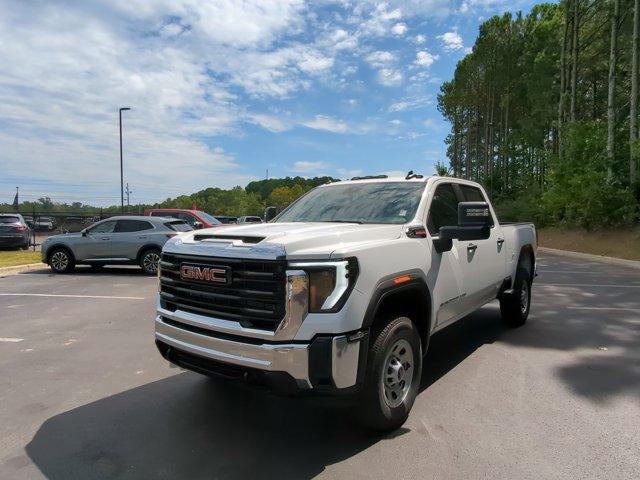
(357, 316, 422, 431)
(500, 267, 531, 327)
(140, 248, 161, 275)
(49, 248, 75, 273)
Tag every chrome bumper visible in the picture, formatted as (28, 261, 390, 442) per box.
(155, 316, 364, 391)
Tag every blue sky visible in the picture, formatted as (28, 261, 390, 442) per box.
(0, 0, 536, 206)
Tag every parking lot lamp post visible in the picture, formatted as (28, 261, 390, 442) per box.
(119, 107, 131, 213)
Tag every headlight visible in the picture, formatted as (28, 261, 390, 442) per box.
(288, 258, 358, 313)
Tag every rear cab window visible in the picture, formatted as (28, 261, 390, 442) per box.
(0, 216, 20, 223)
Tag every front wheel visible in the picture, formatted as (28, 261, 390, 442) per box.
(357, 316, 422, 431)
(140, 249, 161, 275)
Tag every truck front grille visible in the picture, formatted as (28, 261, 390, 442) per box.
(159, 253, 287, 331)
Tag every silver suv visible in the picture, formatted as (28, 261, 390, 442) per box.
(42, 216, 192, 274)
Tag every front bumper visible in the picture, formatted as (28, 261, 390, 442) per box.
(155, 315, 367, 395)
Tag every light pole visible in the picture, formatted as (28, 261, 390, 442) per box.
(119, 107, 131, 213)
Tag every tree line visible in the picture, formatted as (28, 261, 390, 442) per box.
(437, 0, 639, 228)
(0, 177, 337, 217)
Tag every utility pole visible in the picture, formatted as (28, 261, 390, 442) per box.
(119, 107, 131, 213)
(125, 183, 131, 213)
(266, 169, 269, 180)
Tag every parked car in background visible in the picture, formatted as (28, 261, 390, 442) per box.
(144, 208, 222, 229)
(23, 215, 34, 228)
(214, 215, 238, 224)
(0, 214, 31, 250)
(41, 216, 192, 274)
(237, 215, 263, 223)
(34, 216, 55, 231)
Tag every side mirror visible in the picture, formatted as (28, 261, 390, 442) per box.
(81, 229, 88, 237)
(432, 202, 492, 253)
(265, 206, 277, 222)
(458, 201, 492, 227)
(193, 221, 203, 229)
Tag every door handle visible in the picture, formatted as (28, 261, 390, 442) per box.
(467, 243, 478, 252)
(497, 238, 505, 246)
(101, 237, 110, 240)
(138, 235, 147, 239)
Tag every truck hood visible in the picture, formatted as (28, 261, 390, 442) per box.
(164, 222, 405, 260)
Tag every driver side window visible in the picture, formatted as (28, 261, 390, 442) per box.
(426, 184, 459, 235)
(89, 220, 116, 234)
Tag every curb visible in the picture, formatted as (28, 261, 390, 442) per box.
(538, 247, 640, 270)
(0, 263, 48, 277)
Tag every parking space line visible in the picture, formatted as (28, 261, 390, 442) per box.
(0, 293, 146, 300)
(537, 284, 640, 288)
(0, 337, 24, 342)
(567, 307, 639, 311)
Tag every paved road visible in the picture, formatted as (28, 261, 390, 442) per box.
(0, 253, 638, 480)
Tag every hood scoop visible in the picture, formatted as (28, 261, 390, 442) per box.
(193, 234, 265, 244)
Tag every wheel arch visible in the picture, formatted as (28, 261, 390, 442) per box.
(362, 270, 433, 352)
(517, 244, 535, 281)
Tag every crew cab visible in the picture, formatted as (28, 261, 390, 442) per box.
(154, 175, 536, 430)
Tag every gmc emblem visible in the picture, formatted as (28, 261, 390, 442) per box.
(180, 263, 229, 284)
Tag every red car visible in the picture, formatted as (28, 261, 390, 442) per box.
(145, 209, 222, 229)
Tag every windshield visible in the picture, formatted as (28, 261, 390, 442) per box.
(275, 182, 426, 224)
(197, 211, 221, 225)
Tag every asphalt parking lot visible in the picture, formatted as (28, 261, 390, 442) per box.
(1, 252, 639, 480)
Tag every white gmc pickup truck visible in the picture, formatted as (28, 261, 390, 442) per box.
(155, 175, 536, 430)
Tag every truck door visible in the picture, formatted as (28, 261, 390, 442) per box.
(455, 184, 507, 311)
(425, 182, 466, 327)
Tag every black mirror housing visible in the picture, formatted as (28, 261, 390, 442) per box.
(439, 225, 490, 241)
(458, 201, 492, 227)
(265, 206, 277, 222)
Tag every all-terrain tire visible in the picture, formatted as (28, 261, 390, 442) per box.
(356, 316, 422, 431)
(500, 267, 531, 327)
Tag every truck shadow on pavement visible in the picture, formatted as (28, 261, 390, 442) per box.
(25, 308, 509, 480)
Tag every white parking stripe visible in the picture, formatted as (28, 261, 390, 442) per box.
(0, 293, 145, 300)
(537, 284, 640, 288)
(0, 337, 24, 342)
(567, 307, 639, 311)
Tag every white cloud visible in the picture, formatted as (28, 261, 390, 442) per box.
(388, 95, 432, 112)
(293, 160, 329, 173)
(302, 115, 349, 133)
(437, 31, 464, 51)
(356, 4, 403, 37)
(413, 34, 426, 44)
(247, 114, 290, 133)
(391, 23, 408, 35)
(377, 68, 403, 87)
(297, 51, 334, 73)
(365, 50, 396, 68)
(414, 50, 438, 67)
